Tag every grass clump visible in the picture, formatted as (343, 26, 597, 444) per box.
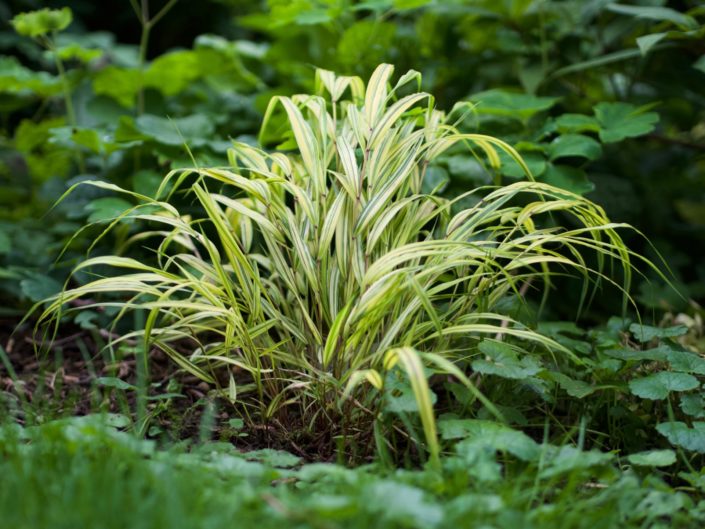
(35, 64, 646, 464)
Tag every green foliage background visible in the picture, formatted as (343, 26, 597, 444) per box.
(0, 0, 703, 318)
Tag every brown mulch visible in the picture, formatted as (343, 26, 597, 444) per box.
(0, 318, 361, 461)
(0, 317, 233, 441)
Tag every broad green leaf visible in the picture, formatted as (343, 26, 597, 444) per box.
(629, 323, 688, 342)
(548, 134, 602, 161)
(337, 21, 396, 71)
(134, 114, 215, 147)
(132, 170, 164, 198)
(92, 66, 140, 108)
(471, 89, 558, 120)
(627, 449, 676, 467)
(144, 50, 201, 96)
(0, 56, 61, 96)
(497, 151, 546, 179)
(50, 127, 106, 154)
(539, 446, 613, 478)
(104, 413, 132, 428)
(11, 8, 72, 38)
(294, 9, 331, 25)
(74, 310, 98, 329)
(656, 422, 705, 453)
(628, 371, 699, 400)
(422, 165, 449, 193)
(604, 346, 670, 362)
(471, 340, 543, 380)
(548, 371, 596, 398)
(667, 349, 705, 375)
(85, 197, 133, 222)
(364, 481, 443, 527)
(594, 103, 659, 143)
(384, 369, 437, 413)
(541, 164, 594, 195)
(680, 394, 705, 418)
(553, 114, 601, 134)
(245, 449, 301, 468)
(20, 274, 62, 302)
(446, 155, 491, 185)
(54, 43, 103, 63)
(443, 419, 540, 462)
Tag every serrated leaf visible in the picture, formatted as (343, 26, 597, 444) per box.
(627, 449, 676, 467)
(472, 340, 543, 380)
(594, 103, 659, 143)
(628, 372, 699, 400)
(74, 310, 98, 329)
(630, 323, 688, 342)
(656, 421, 705, 453)
(54, 43, 103, 63)
(12, 8, 72, 38)
(667, 350, 705, 375)
(680, 394, 705, 418)
(548, 371, 596, 398)
(471, 352, 542, 380)
(384, 368, 437, 413)
(604, 346, 670, 362)
(245, 449, 301, 468)
(540, 446, 613, 478)
(442, 419, 540, 461)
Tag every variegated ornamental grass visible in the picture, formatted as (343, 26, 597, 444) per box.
(37, 64, 646, 466)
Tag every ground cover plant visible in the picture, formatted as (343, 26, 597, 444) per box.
(1, 2, 705, 528)
(2, 415, 705, 529)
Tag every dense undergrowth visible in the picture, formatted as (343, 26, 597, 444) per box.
(1, 415, 705, 529)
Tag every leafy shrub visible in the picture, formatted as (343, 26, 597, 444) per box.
(36, 64, 651, 464)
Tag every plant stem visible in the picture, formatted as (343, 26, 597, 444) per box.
(50, 34, 85, 173)
(137, 22, 151, 115)
(135, 0, 179, 116)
